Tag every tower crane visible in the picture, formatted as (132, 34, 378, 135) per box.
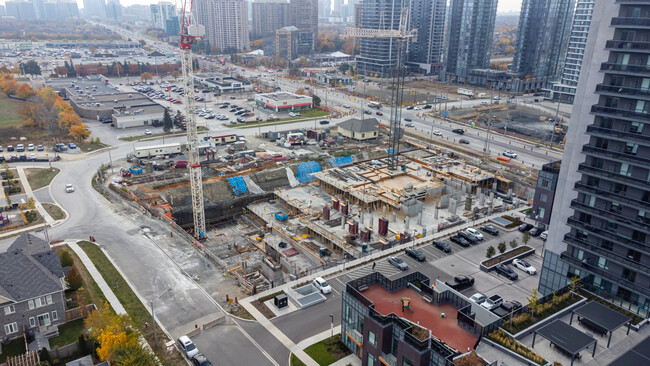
(179, 0, 206, 238)
(345, 8, 417, 170)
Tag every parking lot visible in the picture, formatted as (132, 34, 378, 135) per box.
(265, 220, 547, 343)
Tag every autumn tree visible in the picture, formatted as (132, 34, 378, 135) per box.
(55, 66, 69, 77)
(111, 342, 157, 366)
(141, 72, 153, 81)
(70, 124, 91, 141)
(0, 73, 18, 95)
(113, 63, 124, 77)
(85, 302, 142, 363)
(171, 70, 180, 80)
(16, 83, 35, 98)
(295, 88, 308, 96)
(66, 266, 83, 290)
(250, 38, 264, 49)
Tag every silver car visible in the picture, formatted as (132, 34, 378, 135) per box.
(387, 256, 408, 270)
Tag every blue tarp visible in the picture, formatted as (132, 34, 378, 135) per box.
(228, 176, 248, 196)
(329, 155, 354, 167)
(296, 161, 322, 183)
(275, 212, 288, 221)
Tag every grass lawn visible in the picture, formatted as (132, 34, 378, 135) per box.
(303, 335, 351, 366)
(290, 353, 307, 366)
(0, 337, 26, 363)
(42, 203, 66, 220)
(49, 318, 86, 349)
(78, 241, 186, 365)
(25, 167, 60, 190)
(233, 109, 330, 128)
(118, 126, 208, 142)
(0, 94, 23, 128)
(79, 142, 109, 152)
(228, 305, 255, 320)
(57, 246, 107, 311)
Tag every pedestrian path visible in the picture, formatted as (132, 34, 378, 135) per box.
(342, 259, 403, 280)
(67, 241, 126, 315)
(14, 166, 55, 225)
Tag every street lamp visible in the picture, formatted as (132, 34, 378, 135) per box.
(151, 288, 172, 348)
(329, 314, 334, 339)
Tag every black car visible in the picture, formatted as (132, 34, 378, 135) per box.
(364, 110, 372, 114)
(518, 223, 534, 232)
(404, 117, 413, 122)
(529, 227, 545, 237)
(7, 145, 14, 152)
(459, 139, 470, 144)
(450, 235, 470, 247)
(191, 354, 212, 366)
(236, 117, 245, 123)
(406, 106, 414, 110)
(220, 105, 228, 109)
(19, 154, 27, 161)
(319, 120, 329, 125)
(480, 225, 499, 236)
(0, 156, 4, 163)
(452, 128, 465, 135)
(405, 248, 426, 261)
(229, 109, 237, 112)
(433, 240, 451, 253)
(459, 230, 479, 244)
(423, 105, 432, 109)
(496, 264, 519, 280)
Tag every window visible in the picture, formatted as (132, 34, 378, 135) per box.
(601, 241, 613, 251)
(539, 193, 548, 202)
(627, 249, 641, 262)
(28, 300, 34, 310)
(37, 313, 51, 327)
(4, 323, 18, 335)
(4, 305, 15, 315)
(541, 179, 550, 188)
(29, 317, 36, 328)
(598, 257, 607, 269)
(537, 207, 545, 219)
(620, 163, 631, 176)
(402, 356, 414, 366)
(46, 295, 52, 305)
(367, 355, 375, 366)
(52, 311, 58, 321)
(368, 330, 376, 347)
(625, 143, 638, 155)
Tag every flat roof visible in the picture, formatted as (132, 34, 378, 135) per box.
(113, 105, 164, 116)
(257, 92, 310, 101)
(363, 284, 477, 352)
(573, 301, 631, 332)
(535, 319, 596, 355)
(609, 334, 650, 365)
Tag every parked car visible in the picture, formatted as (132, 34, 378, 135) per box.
(445, 275, 474, 291)
(529, 227, 545, 237)
(29, 153, 37, 160)
(27, 144, 34, 151)
(459, 230, 479, 245)
(540, 231, 548, 241)
(191, 354, 212, 366)
(466, 228, 484, 240)
(65, 184, 74, 193)
(512, 259, 537, 275)
(469, 293, 487, 304)
(450, 234, 470, 247)
(452, 128, 465, 135)
(432, 240, 451, 253)
(7, 145, 13, 152)
(376, 111, 383, 116)
(518, 223, 534, 232)
(480, 225, 499, 236)
(68, 142, 77, 149)
(178, 336, 199, 358)
(387, 256, 408, 270)
(405, 248, 426, 262)
(495, 264, 519, 280)
(312, 277, 332, 294)
(0, 146, 3, 152)
(37, 145, 44, 151)
(144, 129, 152, 135)
(481, 295, 503, 310)
(16, 144, 24, 152)
(502, 151, 518, 159)
(406, 106, 414, 110)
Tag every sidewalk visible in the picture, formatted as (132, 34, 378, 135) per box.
(67, 241, 127, 315)
(15, 166, 55, 225)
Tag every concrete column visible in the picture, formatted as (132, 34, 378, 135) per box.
(448, 198, 457, 215)
(479, 192, 485, 206)
(405, 216, 410, 230)
(341, 216, 345, 229)
(507, 188, 513, 196)
(434, 206, 439, 220)
(418, 212, 423, 225)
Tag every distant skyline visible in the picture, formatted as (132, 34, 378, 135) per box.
(0, 0, 525, 13)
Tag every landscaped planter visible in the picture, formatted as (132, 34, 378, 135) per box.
(480, 245, 535, 271)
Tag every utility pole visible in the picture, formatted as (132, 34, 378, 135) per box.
(549, 97, 561, 150)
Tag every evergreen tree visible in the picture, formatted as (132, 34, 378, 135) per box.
(163, 108, 173, 133)
(173, 110, 184, 129)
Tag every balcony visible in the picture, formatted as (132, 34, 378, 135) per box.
(567, 217, 648, 252)
(582, 144, 650, 165)
(570, 199, 649, 232)
(605, 40, 650, 51)
(577, 163, 650, 190)
(560, 252, 647, 295)
(586, 125, 650, 144)
(563, 234, 649, 272)
(595, 83, 650, 100)
(611, 17, 650, 28)
(591, 105, 650, 121)
(574, 181, 649, 211)
(600, 62, 650, 74)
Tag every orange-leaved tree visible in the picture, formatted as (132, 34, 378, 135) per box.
(15, 83, 35, 98)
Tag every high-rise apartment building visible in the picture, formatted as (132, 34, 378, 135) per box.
(356, 0, 407, 77)
(105, 0, 121, 21)
(251, 0, 291, 39)
(275, 26, 314, 60)
(539, 0, 650, 319)
(407, 0, 446, 75)
(5, 1, 36, 20)
(319, 0, 330, 18)
(513, 0, 576, 79)
(290, 0, 318, 40)
(0, 5, 5, 16)
(32, 0, 45, 18)
(83, 0, 106, 18)
(550, 0, 596, 104)
(444, 0, 498, 83)
(195, 0, 250, 52)
(150, 2, 177, 31)
(45, 1, 80, 19)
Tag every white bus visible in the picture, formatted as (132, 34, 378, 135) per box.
(133, 143, 182, 158)
(457, 88, 474, 97)
(368, 101, 382, 109)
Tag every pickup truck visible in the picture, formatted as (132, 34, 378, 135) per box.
(445, 275, 474, 291)
(492, 301, 523, 317)
(480, 294, 503, 310)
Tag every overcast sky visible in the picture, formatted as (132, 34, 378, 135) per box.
(1, 0, 524, 13)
